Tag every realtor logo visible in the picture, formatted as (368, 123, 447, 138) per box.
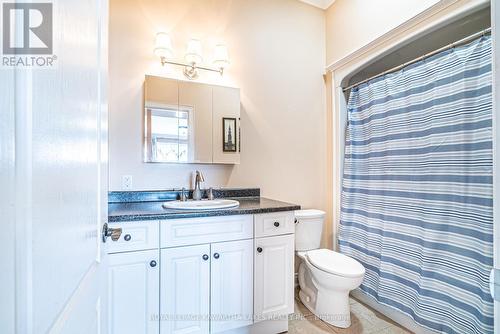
(1, 2, 56, 67)
(2, 2, 53, 54)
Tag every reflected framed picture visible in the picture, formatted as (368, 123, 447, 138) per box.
(222, 117, 237, 152)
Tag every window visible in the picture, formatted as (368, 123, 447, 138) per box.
(145, 106, 192, 162)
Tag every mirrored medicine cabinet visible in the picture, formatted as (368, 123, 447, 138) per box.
(143, 75, 240, 164)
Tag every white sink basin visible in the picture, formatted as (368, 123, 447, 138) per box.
(162, 199, 240, 211)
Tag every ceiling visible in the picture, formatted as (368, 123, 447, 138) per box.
(298, 0, 336, 10)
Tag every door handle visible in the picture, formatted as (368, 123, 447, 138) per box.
(101, 223, 122, 242)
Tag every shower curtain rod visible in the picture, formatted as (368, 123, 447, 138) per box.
(342, 27, 492, 92)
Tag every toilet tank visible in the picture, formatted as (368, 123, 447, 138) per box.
(294, 209, 326, 251)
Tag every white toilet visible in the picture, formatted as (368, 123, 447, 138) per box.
(295, 209, 365, 328)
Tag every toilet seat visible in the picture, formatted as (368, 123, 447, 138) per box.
(306, 249, 364, 278)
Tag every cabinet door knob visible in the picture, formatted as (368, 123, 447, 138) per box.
(150, 260, 157, 267)
(213, 253, 220, 259)
(274, 221, 280, 227)
(257, 247, 263, 253)
(124, 234, 131, 241)
(202, 254, 209, 261)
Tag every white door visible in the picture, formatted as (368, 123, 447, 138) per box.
(210, 239, 253, 333)
(161, 245, 210, 334)
(0, 0, 109, 333)
(108, 250, 159, 334)
(254, 235, 294, 321)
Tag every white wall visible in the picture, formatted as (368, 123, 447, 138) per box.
(325, 0, 441, 65)
(109, 0, 329, 242)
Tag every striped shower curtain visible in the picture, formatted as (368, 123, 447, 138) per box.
(339, 35, 493, 333)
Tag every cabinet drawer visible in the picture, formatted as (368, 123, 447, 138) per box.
(160, 215, 253, 248)
(107, 221, 159, 254)
(254, 211, 295, 238)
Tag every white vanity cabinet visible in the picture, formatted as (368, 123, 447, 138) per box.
(161, 244, 211, 334)
(160, 215, 254, 334)
(210, 239, 254, 333)
(108, 249, 160, 334)
(160, 239, 253, 334)
(107, 211, 295, 334)
(254, 234, 295, 320)
(253, 212, 295, 322)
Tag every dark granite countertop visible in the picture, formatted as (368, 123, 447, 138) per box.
(108, 196, 301, 222)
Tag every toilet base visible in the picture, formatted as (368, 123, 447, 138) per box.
(315, 289, 351, 328)
(298, 288, 351, 328)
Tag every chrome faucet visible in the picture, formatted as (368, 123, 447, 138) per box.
(192, 170, 205, 200)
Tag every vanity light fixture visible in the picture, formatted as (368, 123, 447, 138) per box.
(154, 32, 173, 59)
(154, 33, 230, 80)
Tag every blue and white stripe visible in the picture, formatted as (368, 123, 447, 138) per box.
(339, 35, 493, 334)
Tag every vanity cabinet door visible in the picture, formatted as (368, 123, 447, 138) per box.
(210, 239, 253, 333)
(254, 234, 294, 321)
(161, 245, 210, 334)
(108, 249, 159, 334)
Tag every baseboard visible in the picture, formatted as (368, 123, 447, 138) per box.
(219, 319, 289, 334)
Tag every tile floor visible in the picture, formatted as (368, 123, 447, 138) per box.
(288, 291, 412, 334)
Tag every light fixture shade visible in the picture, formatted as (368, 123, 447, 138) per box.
(185, 39, 203, 64)
(213, 44, 230, 69)
(154, 32, 173, 59)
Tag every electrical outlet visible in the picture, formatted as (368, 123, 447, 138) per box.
(122, 175, 132, 190)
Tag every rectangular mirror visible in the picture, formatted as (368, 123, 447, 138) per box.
(144, 75, 240, 164)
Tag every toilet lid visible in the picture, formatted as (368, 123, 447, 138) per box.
(306, 249, 365, 278)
